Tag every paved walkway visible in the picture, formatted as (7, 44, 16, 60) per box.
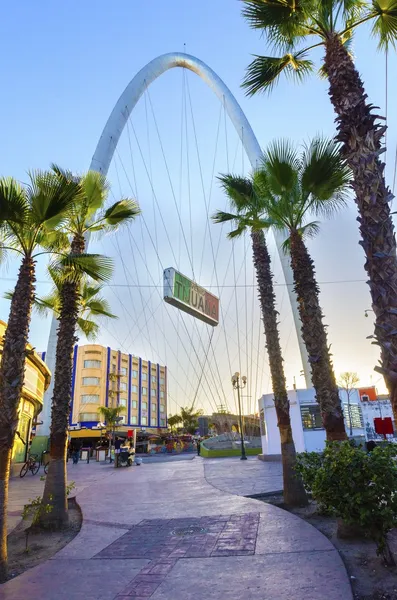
(3, 457, 352, 600)
(204, 456, 283, 496)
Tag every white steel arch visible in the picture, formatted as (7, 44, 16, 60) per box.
(38, 52, 310, 438)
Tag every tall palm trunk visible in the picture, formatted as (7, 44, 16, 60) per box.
(251, 230, 307, 505)
(40, 235, 84, 528)
(324, 34, 397, 421)
(289, 230, 347, 441)
(0, 255, 35, 581)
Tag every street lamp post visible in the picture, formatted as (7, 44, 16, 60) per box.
(231, 372, 247, 461)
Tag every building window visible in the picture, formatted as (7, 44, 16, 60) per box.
(142, 373, 147, 381)
(82, 377, 100, 386)
(79, 412, 99, 422)
(152, 404, 157, 413)
(132, 400, 137, 409)
(142, 416, 147, 425)
(301, 405, 323, 430)
(132, 385, 138, 393)
(151, 375, 156, 383)
(151, 388, 156, 397)
(132, 370, 138, 378)
(120, 382, 127, 391)
(152, 417, 157, 426)
(85, 350, 101, 355)
(120, 367, 127, 376)
(160, 419, 166, 427)
(81, 394, 99, 404)
(142, 402, 147, 410)
(131, 416, 137, 425)
(84, 360, 101, 369)
(160, 377, 165, 385)
(119, 398, 127, 407)
(160, 391, 164, 398)
(343, 404, 364, 429)
(142, 387, 147, 396)
(160, 404, 165, 412)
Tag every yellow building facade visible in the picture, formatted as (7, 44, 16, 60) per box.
(0, 320, 51, 463)
(66, 344, 167, 436)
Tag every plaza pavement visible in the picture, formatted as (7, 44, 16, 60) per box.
(3, 456, 352, 600)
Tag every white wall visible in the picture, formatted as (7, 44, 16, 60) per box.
(259, 387, 367, 455)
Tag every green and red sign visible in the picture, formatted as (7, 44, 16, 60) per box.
(163, 268, 219, 326)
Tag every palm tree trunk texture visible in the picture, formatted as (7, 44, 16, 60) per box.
(324, 34, 397, 421)
(251, 230, 307, 505)
(0, 255, 35, 581)
(41, 235, 85, 528)
(289, 230, 347, 441)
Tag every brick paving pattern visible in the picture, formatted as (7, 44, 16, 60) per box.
(95, 513, 260, 561)
(108, 514, 259, 597)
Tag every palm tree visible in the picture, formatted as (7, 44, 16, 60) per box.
(168, 414, 183, 432)
(213, 174, 307, 506)
(41, 168, 140, 528)
(241, 0, 397, 421)
(98, 406, 125, 452)
(180, 405, 203, 434)
(255, 136, 351, 440)
(0, 172, 79, 582)
(34, 278, 117, 341)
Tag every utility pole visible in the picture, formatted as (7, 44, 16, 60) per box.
(231, 372, 247, 461)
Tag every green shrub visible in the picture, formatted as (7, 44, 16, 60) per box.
(296, 442, 397, 565)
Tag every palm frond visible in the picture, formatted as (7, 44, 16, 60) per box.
(81, 170, 109, 215)
(0, 178, 28, 224)
(77, 317, 100, 340)
(35, 229, 70, 253)
(51, 253, 114, 283)
(261, 139, 300, 194)
(103, 199, 141, 227)
(217, 174, 255, 212)
(243, 50, 315, 95)
(371, 0, 397, 49)
(84, 298, 116, 319)
(212, 210, 240, 224)
(28, 169, 80, 228)
(242, 0, 313, 48)
(227, 223, 248, 239)
(300, 136, 351, 215)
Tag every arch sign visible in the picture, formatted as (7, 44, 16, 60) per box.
(164, 268, 219, 326)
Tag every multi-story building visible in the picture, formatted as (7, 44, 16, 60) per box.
(0, 320, 51, 467)
(41, 344, 168, 437)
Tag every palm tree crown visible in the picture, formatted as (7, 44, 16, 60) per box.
(256, 137, 351, 236)
(34, 278, 116, 340)
(242, 0, 397, 94)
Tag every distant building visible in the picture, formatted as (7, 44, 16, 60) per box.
(199, 412, 260, 437)
(39, 344, 167, 442)
(258, 386, 396, 457)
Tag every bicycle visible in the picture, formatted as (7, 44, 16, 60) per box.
(20, 454, 40, 478)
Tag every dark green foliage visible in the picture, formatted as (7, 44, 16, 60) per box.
(296, 442, 397, 564)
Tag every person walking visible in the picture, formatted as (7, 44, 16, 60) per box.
(196, 438, 201, 456)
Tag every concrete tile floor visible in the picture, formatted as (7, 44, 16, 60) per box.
(3, 456, 353, 600)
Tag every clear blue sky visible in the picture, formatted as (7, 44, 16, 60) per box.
(1, 1, 396, 412)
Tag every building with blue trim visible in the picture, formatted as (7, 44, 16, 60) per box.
(41, 344, 168, 438)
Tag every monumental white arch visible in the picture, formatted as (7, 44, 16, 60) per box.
(38, 52, 310, 437)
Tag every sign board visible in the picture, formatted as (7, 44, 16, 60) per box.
(163, 268, 219, 326)
(127, 430, 133, 439)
